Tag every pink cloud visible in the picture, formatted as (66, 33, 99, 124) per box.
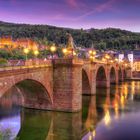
(77, 0, 118, 19)
(66, 0, 78, 7)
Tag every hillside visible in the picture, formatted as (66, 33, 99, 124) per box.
(0, 21, 140, 51)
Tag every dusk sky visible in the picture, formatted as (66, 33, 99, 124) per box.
(0, 0, 140, 32)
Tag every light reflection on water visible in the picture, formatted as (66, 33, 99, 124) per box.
(0, 81, 140, 140)
(82, 81, 140, 140)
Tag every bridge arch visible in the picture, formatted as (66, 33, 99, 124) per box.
(82, 69, 91, 95)
(110, 66, 117, 84)
(96, 66, 107, 88)
(0, 76, 53, 110)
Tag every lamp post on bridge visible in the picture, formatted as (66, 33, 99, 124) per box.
(89, 50, 96, 62)
(34, 50, 39, 57)
(88, 46, 97, 62)
(23, 48, 29, 61)
(62, 48, 68, 58)
(50, 44, 57, 59)
(88, 43, 97, 62)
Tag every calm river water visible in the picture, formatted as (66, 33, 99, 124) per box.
(0, 81, 140, 140)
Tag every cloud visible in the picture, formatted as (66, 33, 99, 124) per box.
(77, 0, 117, 19)
(44, 0, 117, 22)
(66, 0, 78, 7)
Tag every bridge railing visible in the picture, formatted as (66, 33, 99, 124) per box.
(0, 58, 122, 72)
(83, 59, 107, 64)
(0, 59, 52, 71)
(25, 59, 52, 66)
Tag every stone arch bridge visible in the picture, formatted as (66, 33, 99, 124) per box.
(0, 59, 128, 112)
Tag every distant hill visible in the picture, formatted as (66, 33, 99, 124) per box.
(0, 21, 140, 50)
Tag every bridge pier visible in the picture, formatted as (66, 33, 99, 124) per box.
(90, 70, 96, 95)
(52, 59, 83, 112)
(91, 80, 96, 95)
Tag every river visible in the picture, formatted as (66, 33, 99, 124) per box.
(0, 81, 140, 140)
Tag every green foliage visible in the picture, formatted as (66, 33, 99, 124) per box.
(0, 58, 8, 66)
(0, 49, 25, 60)
(0, 21, 140, 51)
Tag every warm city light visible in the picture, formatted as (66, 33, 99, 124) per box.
(34, 50, 39, 56)
(115, 58, 118, 62)
(89, 50, 96, 55)
(89, 50, 92, 54)
(23, 48, 29, 54)
(102, 58, 106, 62)
(62, 48, 68, 54)
(50, 45, 56, 52)
(89, 56, 95, 61)
(105, 54, 110, 59)
(90, 56, 95, 60)
(110, 60, 113, 63)
(92, 50, 96, 55)
(92, 130, 96, 137)
(89, 49, 96, 62)
(88, 135, 92, 140)
(124, 63, 128, 67)
(73, 51, 76, 56)
(104, 110, 111, 126)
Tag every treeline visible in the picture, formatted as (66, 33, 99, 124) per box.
(0, 21, 140, 51)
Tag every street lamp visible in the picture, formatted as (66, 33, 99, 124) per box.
(34, 50, 39, 57)
(73, 51, 77, 56)
(104, 54, 111, 64)
(102, 58, 106, 62)
(89, 49, 96, 62)
(23, 48, 29, 60)
(105, 54, 110, 60)
(124, 63, 128, 67)
(50, 44, 56, 59)
(89, 50, 96, 55)
(62, 48, 68, 57)
(90, 56, 95, 61)
(115, 58, 119, 62)
(110, 60, 114, 63)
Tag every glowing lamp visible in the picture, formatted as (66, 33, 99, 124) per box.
(23, 48, 29, 54)
(124, 63, 128, 67)
(105, 54, 110, 59)
(50, 45, 56, 53)
(92, 50, 96, 55)
(34, 50, 39, 56)
(73, 51, 76, 56)
(62, 48, 68, 54)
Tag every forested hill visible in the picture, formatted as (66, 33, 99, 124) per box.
(0, 21, 140, 50)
